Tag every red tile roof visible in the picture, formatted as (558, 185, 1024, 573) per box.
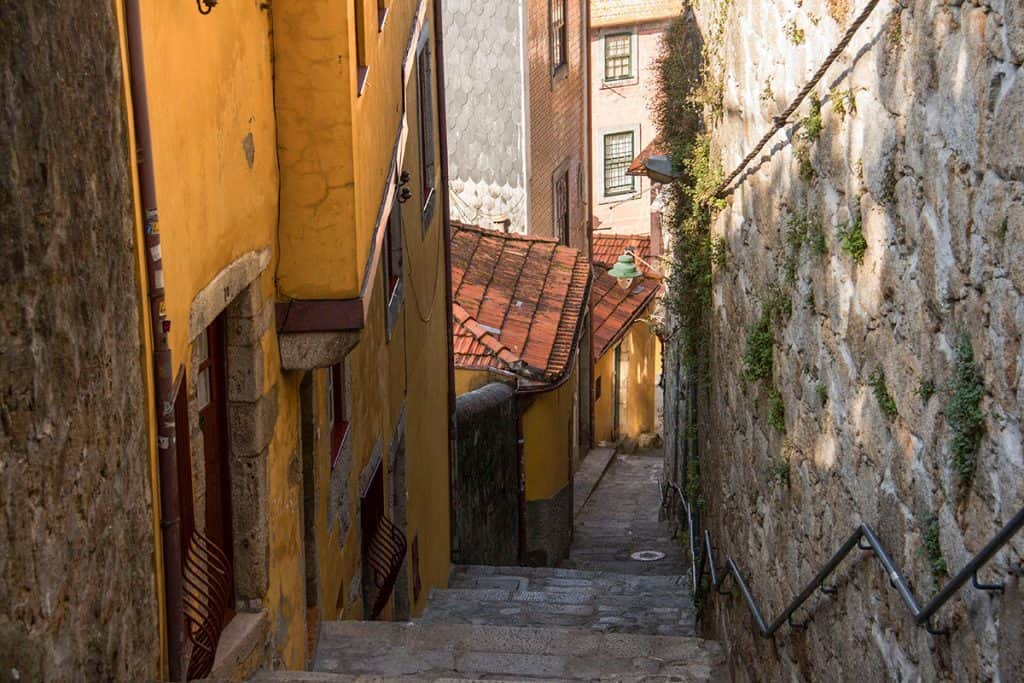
(591, 269, 662, 358)
(451, 223, 591, 383)
(591, 234, 652, 270)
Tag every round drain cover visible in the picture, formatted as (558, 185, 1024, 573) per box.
(630, 550, 666, 562)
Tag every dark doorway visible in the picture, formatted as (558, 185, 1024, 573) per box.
(197, 314, 235, 623)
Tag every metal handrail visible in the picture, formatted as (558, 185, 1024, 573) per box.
(662, 481, 1023, 637)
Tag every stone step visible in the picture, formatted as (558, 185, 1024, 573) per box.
(451, 564, 690, 590)
(301, 621, 725, 681)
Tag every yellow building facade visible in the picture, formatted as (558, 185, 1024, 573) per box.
(593, 312, 662, 443)
(118, 0, 452, 678)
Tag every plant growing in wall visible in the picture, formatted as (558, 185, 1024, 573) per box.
(837, 214, 867, 263)
(920, 513, 948, 587)
(830, 87, 857, 119)
(801, 94, 823, 142)
(785, 19, 805, 45)
(711, 236, 728, 269)
(868, 368, 898, 418)
(766, 455, 790, 485)
(816, 381, 828, 407)
(743, 309, 774, 382)
(796, 144, 815, 181)
(947, 334, 985, 485)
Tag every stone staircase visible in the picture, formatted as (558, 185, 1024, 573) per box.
(419, 565, 696, 637)
(251, 453, 726, 681)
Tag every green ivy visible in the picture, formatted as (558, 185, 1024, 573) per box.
(686, 447, 704, 510)
(868, 368, 898, 418)
(711, 236, 728, 269)
(947, 335, 985, 484)
(743, 309, 774, 382)
(816, 382, 828, 406)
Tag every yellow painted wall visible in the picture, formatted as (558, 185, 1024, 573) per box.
(522, 365, 578, 501)
(125, 0, 450, 672)
(295, 0, 452, 625)
(593, 349, 615, 444)
(454, 369, 502, 396)
(592, 307, 661, 443)
(274, 0, 434, 300)
(625, 318, 661, 437)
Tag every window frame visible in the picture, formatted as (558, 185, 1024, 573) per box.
(354, 0, 370, 95)
(383, 196, 404, 338)
(602, 129, 637, 198)
(549, 0, 568, 76)
(416, 26, 436, 230)
(553, 164, 570, 246)
(328, 363, 350, 470)
(603, 32, 633, 82)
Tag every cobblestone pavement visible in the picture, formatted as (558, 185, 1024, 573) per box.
(563, 450, 689, 576)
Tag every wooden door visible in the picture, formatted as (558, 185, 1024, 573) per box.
(197, 315, 235, 621)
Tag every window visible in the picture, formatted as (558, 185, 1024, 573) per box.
(604, 33, 632, 81)
(554, 167, 570, 246)
(383, 206, 403, 302)
(416, 29, 436, 226)
(550, 0, 567, 73)
(354, 0, 369, 95)
(603, 131, 636, 196)
(328, 363, 350, 469)
(595, 376, 603, 401)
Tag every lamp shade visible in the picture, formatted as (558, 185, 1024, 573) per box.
(607, 252, 642, 290)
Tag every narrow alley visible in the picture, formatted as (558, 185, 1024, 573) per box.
(252, 449, 725, 680)
(5, 0, 1024, 680)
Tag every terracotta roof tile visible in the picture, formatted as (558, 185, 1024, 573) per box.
(592, 233, 652, 270)
(451, 223, 591, 384)
(591, 0, 681, 28)
(591, 269, 662, 358)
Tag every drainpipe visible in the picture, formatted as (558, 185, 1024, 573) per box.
(433, 0, 459, 568)
(583, 0, 595, 448)
(122, 1, 185, 679)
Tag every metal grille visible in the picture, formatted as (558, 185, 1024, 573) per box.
(183, 530, 232, 680)
(604, 34, 632, 81)
(366, 515, 409, 619)
(550, 0, 566, 70)
(604, 131, 635, 196)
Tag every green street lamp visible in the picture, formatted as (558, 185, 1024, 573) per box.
(607, 250, 643, 291)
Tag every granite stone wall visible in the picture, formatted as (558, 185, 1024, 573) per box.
(688, 0, 1024, 679)
(453, 383, 521, 565)
(0, 3, 160, 680)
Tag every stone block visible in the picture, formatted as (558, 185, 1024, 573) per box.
(229, 384, 278, 458)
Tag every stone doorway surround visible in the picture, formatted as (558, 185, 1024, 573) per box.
(185, 248, 276, 678)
